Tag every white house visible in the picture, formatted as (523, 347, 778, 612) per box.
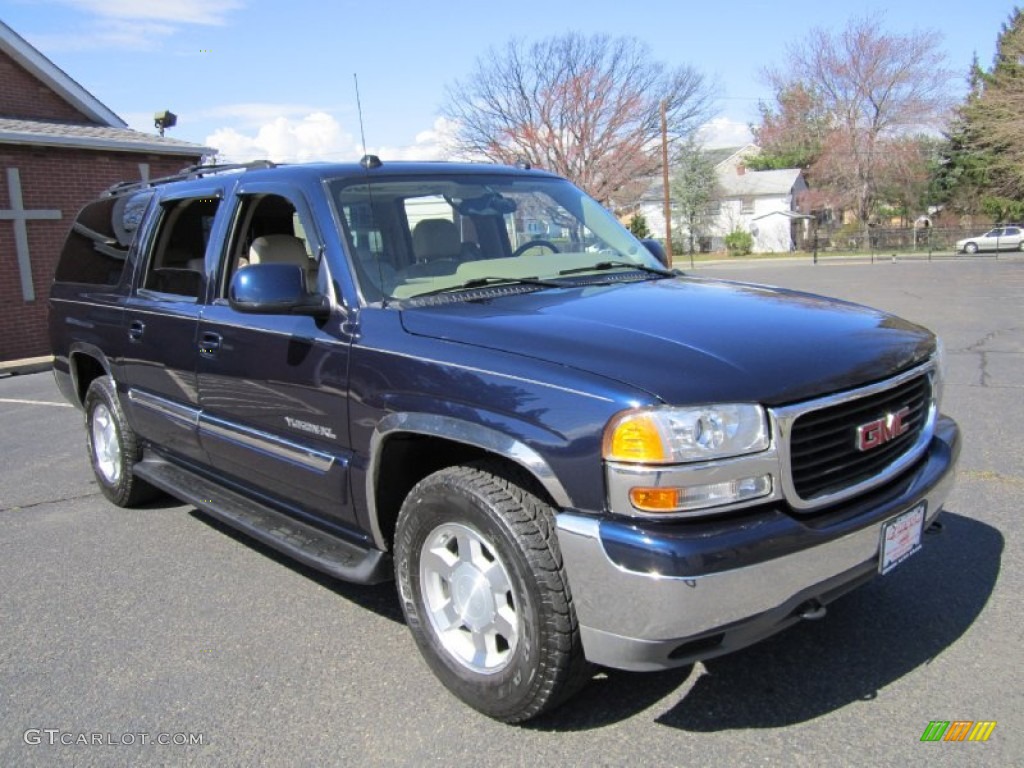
(638, 145, 808, 253)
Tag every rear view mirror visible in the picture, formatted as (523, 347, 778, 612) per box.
(641, 239, 670, 268)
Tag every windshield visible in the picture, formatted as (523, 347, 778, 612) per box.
(328, 173, 663, 301)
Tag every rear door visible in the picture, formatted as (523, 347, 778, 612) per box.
(1002, 226, 1022, 250)
(121, 187, 225, 464)
(195, 182, 359, 528)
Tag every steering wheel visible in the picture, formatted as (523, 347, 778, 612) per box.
(512, 239, 560, 257)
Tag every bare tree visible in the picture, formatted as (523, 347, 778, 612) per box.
(760, 15, 953, 226)
(443, 33, 715, 206)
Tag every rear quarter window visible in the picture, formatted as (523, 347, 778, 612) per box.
(55, 191, 154, 285)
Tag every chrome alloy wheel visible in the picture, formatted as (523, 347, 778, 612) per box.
(419, 522, 519, 674)
(91, 402, 122, 485)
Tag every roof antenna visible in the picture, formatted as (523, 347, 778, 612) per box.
(352, 73, 387, 304)
(354, 74, 381, 169)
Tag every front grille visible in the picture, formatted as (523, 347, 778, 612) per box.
(789, 373, 932, 501)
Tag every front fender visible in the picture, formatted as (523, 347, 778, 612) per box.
(364, 411, 573, 550)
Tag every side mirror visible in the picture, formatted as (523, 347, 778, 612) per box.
(641, 238, 670, 268)
(228, 264, 330, 318)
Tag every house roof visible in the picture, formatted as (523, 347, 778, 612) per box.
(751, 209, 814, 221)
(0, 117, 216, 157)
(707, 144, 759, 169)
(0, 20, 124, 127)
(717, 167, 803, 197)
(704, 145, 746, 167)
(1, 20, 214, 158)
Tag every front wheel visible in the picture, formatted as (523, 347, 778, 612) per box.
(394, 462, 588, 722)
(964, 242, 979, 254)
(84, 376, 159, 507)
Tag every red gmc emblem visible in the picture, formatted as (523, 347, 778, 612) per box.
(856, 407, 911, 452)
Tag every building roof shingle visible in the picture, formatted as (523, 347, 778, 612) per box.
(0, 117, 215, 157)
(717, 167, 803, 197)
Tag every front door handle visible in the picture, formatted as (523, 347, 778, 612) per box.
(128, 320, 145, 341)
(199, 332, 222, 357)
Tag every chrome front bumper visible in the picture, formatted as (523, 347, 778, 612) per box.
(556, 416, 960, 672)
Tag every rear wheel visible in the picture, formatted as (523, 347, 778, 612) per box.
(964, 242, 979, 254)
(394, 461, 589, 722)
(84, 376, 159, 507)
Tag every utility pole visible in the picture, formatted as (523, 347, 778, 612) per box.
(661, 100, 673, 266)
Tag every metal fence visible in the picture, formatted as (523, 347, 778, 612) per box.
(796, 226, 1012, 256)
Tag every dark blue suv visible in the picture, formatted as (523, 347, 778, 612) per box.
(49, 159, 959, 722)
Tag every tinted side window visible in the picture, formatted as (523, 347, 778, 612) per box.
(55, 191, 153, 285)
(140, 197, 220, 298)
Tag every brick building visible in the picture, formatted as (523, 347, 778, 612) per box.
(0, 20, 215, 362)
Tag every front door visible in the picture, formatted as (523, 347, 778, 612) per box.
(196, 183, 358, 529)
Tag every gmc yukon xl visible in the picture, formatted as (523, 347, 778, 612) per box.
(49, 159, 960, 722)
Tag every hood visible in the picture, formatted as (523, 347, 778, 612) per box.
(399, 276, 935, 406)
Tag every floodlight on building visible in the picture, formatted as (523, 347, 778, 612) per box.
(154, 110, 177, 137)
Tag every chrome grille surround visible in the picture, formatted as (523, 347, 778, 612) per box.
(770, 360, 938, 512)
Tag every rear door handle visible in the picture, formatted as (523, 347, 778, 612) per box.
(128, 320, 145, 341)
(199, 332, 222, 357)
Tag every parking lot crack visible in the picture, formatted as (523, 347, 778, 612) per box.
(954, 326, 1021, 353)
(0, 490, 101, 513)
(952, 326, 1020, 388)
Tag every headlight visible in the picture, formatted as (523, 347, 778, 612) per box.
(603, 404, 769, 464)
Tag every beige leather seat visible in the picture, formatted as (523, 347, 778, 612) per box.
(248, 234, 316, 291)
(412, 219, 462, 263)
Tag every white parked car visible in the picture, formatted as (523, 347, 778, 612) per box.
(956, 226, 1024, 253)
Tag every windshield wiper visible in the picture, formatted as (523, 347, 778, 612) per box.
(558, 260, 677, 277)
(407, 275, 565, 299)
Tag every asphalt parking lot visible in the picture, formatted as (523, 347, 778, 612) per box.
(1, 257, 1021, 767)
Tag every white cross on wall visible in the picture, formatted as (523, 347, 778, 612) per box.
(0, 168, 62, 302)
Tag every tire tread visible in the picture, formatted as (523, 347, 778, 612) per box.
(395, 459, 590, 722)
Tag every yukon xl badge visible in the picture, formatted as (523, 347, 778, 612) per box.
(856, 407, 911, 452)
(284, 416, 337, 440)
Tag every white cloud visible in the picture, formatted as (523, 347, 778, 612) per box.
(27, 0, 241, 51)
(56, 0, 241, 25)
(206, 112, 359, 163)
(28, 20, 177, 52)
(697, 117, 754, 149)
(372, 117, 460, 162)
(197, 103, 330, 129)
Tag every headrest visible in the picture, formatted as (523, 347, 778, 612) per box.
(248, 234, 309, 267)
(412, 219, 461, 260)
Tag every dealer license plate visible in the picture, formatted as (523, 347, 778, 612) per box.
(879, 502, 926, 575)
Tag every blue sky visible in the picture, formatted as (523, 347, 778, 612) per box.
(3, 0, 1015, 162)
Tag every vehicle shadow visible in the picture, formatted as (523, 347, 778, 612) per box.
(187, 509, 405, 623)
(530, 510, 1002, 731)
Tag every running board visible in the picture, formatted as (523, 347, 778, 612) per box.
(133, 458, 391, 584)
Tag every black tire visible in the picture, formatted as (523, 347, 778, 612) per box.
(394, 461, 589, 723)
(83, 376, 159, 507)
(964, 242, 978, 254)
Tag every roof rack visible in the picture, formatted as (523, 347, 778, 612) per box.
(104, 159, 278, 196)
